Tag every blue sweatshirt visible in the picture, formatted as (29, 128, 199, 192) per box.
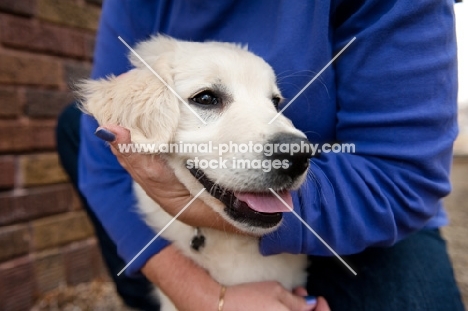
(79, 0, 458, 275)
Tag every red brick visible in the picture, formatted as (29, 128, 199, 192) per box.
(1, 14, 91, 58)
(19, 153, 68, 186)
(0, 86, 22, 117)
(0, 120, 58, 152)
(0, 120, 31, 152)
(0, 53, 62, 86)
(63, 239, 95, 285)
(0, 256, 35, 311)
(30, 211, 94, 250)
(0, 0, 36, 16)
(0, 225, 30, 261)
(34, 249, 65, 294)
(88, 238, 109, 279)
(30, 120, 57, 150)
(25, 88, 73, 118)
(0, 155, 15, 189)
(37, 0, 100, 31)
(0, 184, 74, 225)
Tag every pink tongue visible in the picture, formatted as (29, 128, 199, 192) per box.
(234, 191, 293, 213)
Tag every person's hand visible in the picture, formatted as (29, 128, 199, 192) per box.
(222, 282, 330, 311)
(94, 125, 241, 233)
(293, 287, 331, 311)
(95, 124, 190, 205)
(142, 245, 330, 311)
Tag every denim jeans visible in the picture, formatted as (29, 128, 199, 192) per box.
(307, 229, 465, 310)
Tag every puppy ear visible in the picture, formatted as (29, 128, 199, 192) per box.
(129, 35, 179, 69)
(78, 68, 179, 144)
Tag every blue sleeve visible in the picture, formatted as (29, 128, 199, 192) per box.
(78, 0, 169, 275)
(260, 0, 458, 256)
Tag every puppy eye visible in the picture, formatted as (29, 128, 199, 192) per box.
(272, 97, 281, 109)
(191, 91, 220, 106)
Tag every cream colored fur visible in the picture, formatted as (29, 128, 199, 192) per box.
(79, 36, 308, 311)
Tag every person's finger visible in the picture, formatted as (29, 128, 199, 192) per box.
(278, 290, 316, 311)
(104, 125, 131, 145)
(313, 297, 330, 311)
(293, 286, 308, 297)
(95, 125, 135, 159)
(94, 127, 117, 143)
(292, 286, 320, 311)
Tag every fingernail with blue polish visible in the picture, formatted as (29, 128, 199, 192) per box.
(304, 296, 317, 305)
(95, 128, 116, 142)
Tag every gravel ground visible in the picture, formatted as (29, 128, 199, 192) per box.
(31, 280, 134, 311)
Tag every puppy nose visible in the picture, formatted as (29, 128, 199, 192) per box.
(265, 133, 313, 179)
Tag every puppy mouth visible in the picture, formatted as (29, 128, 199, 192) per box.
(189, 168, 293, 228)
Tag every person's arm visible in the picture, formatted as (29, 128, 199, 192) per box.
(142, 245, 326, 311)
(260, 0, 458, 256)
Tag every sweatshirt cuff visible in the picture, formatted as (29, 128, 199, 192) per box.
(118, 228, 171, 276)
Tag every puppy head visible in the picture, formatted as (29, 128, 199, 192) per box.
(79, 36, 311, 235)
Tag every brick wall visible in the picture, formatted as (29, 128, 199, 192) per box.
(0, 0, 105, 310)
